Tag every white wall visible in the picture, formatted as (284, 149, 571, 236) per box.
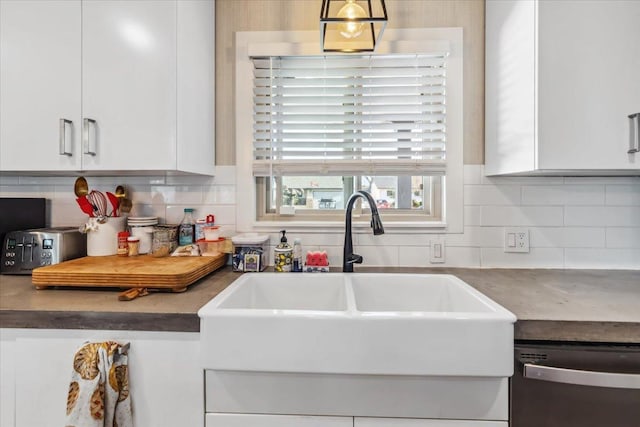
(1, 166, 638, 269)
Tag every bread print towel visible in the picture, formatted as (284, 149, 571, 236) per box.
(65, 341, 132, 427)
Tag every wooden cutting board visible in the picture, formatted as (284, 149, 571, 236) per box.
(32, 253, 227, 292)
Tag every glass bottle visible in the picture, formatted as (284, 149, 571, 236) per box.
(178, 208, 195, 245)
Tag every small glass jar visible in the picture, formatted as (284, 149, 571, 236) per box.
(152, 229, 171, 257)
(127, 236, 140, 256)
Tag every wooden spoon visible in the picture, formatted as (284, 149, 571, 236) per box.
(120, 196, 133, 214)
(74, 177, 89, 197)
(114, 184, 132, 214)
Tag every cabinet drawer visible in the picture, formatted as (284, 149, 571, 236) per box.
(355, 418, 507, 427)
(205, 413, 352, 427)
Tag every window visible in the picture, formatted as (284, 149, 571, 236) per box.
(236, 29, 463, 232)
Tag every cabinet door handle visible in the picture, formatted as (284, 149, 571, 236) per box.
(59, 119, 73, 156)
(83, 118, 97, 156)
(629, 113, 640, 154)
(523, 363, 640, 389)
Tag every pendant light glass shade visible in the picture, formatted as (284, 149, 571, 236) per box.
(320, 0, 388, 52)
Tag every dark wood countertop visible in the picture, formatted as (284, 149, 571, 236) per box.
(1, 267, 639, 343)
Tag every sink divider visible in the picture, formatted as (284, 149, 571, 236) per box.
(343, 276, 358, 315)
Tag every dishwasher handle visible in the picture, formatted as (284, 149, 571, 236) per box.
(524, 363, 640, 390)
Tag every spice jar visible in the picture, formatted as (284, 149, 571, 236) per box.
(152, 229, 171, 257)
(127, 236, 140, 256)
(117, 231, 130, 257)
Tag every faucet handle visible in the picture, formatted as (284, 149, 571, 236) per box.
(347, 253, 363, 265)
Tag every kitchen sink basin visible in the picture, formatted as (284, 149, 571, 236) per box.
(199, 273, 516, 377)
(350, 273, 499, 313)
(216, 274, 347, 311)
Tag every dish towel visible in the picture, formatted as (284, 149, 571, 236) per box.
(65, 341, 133, 427)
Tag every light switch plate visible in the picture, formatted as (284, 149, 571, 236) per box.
(429, 239, 446, 263)
(504, 227, 530, 253)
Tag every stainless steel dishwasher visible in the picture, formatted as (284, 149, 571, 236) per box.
(511, 343, 640, 427)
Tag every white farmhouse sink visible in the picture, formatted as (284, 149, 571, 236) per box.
(199, 273, 516, 377)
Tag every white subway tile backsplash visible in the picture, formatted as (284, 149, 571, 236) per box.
(521, 186, 565, 205)
(148, 186, 204, 205)
(18, 176, 76, 185)
(606, 185, 640, 206)
(481, 248, 564, 268)
(565, 249, 640, 269)
(481, 206, 564, 227)
(2, 165, 639, 270)
(398, 245, 481, 268)
(464, 185, 521, 205)
(202, 185, 236, 205)
(129, 203, 166, 220)
(49, 200, 90, 227)
(606, 228, 640, 248)
(357, 245, 399, 266)
(522, 185, 605, 206)
(481, 175, 563, 186)
(295, 233, 344, 247)
(564, 177, 640, 185)
(464, 205, 482, 226)
(439, 247, 481, 268)
(446, 226, 503, 248)
(397, 245, 429, 266)
(463, 164, 482, 184)
(357, 232, 431, 247)
(0, 185, 55, 199)
(212, 166, 237, 185)
(565, 206, 640, 227)
(529, 227, 605, 248)
(165, 175, 215, 186)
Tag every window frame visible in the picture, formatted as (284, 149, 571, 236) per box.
(236, 28, 463, 234)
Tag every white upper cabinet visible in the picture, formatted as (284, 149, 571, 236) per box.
(485, 0, 640, 176)
(0, 0, 82, 171)
(0, 0, 215, 175)
(81, 0, 177, 172)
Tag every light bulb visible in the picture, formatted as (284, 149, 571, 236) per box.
(337, 0, 367, 39)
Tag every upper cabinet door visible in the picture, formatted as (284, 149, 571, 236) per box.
(537, 0, 640, 171)
(80, 0, 177, 171)
(0, 0, 82, 171)
(485, 0, 640, 176)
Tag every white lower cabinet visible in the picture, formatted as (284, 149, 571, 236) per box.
(0, 328, 203, 427)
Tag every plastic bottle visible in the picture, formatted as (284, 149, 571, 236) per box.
(292, 238, 303, 272)
(178, 208, 195, 245)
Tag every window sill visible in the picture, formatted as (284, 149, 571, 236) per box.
(248, 220, 449, 235)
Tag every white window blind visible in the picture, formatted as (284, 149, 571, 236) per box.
(252, 54, 449, 177)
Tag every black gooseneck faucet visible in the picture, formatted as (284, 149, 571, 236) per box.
(343, 190, 385, 272)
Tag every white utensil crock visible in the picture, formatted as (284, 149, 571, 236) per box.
(87, 216, 126, 256)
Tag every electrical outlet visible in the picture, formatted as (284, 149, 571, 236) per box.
(429, 240, 446, 263)
(504, 227, 530, 253)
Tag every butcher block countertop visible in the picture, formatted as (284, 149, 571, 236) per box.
(1, 267, 639, 343)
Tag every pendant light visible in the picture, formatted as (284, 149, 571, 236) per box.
(320, 0, 388, 53)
